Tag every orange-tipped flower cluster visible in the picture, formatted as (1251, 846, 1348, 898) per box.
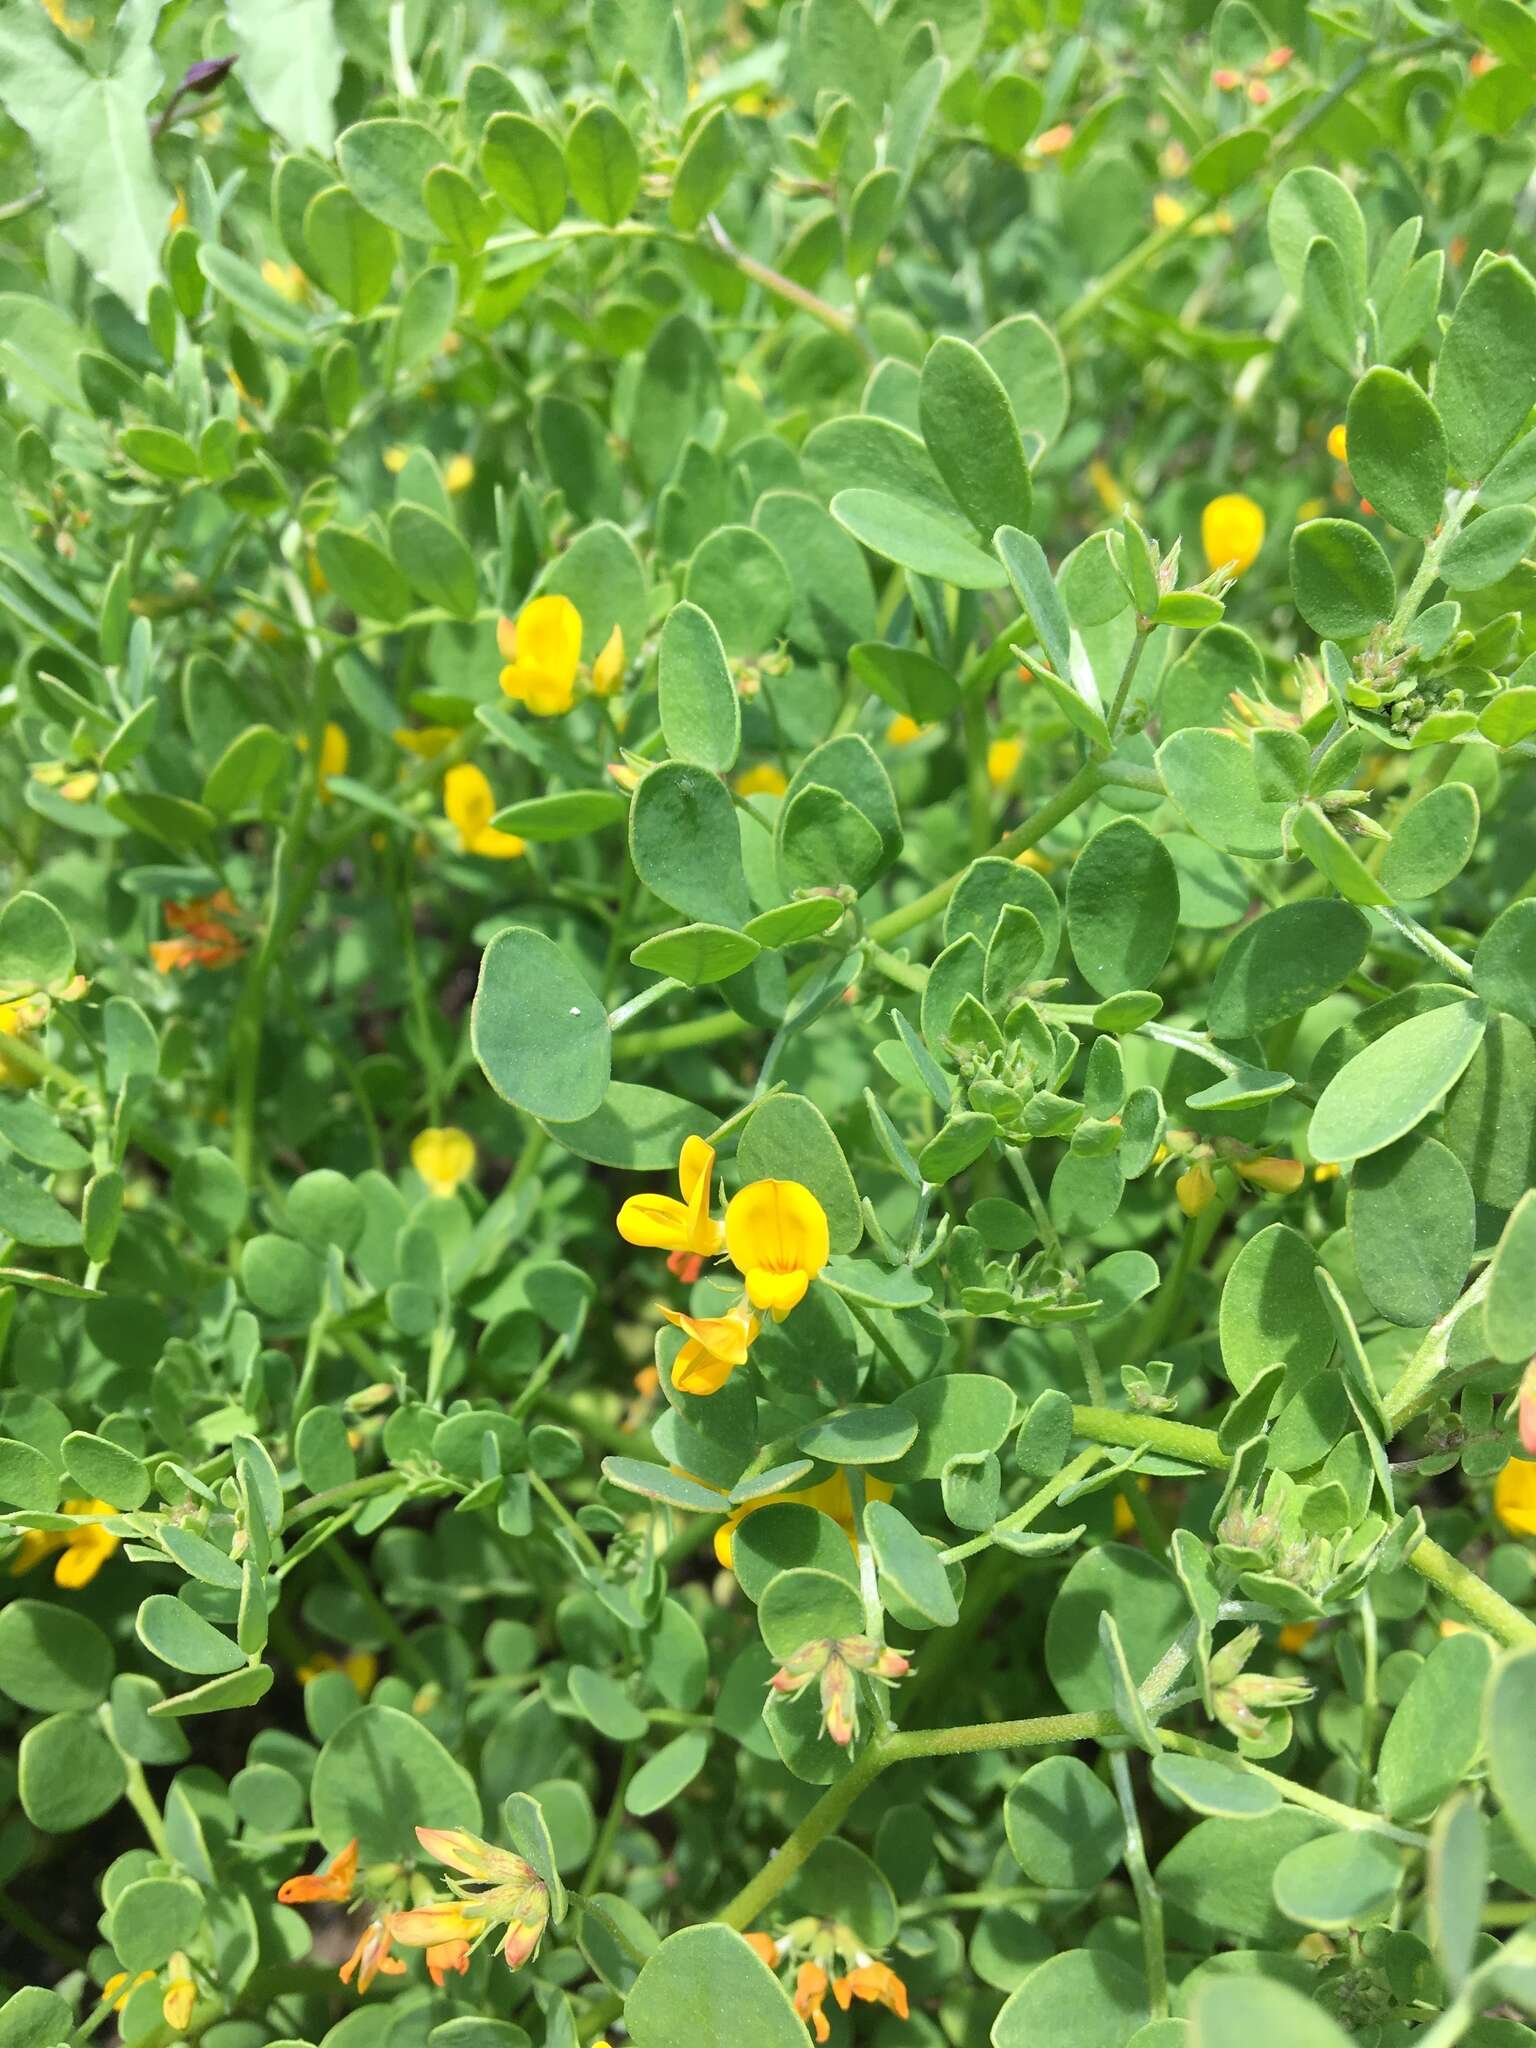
(150, 890, 244, 974)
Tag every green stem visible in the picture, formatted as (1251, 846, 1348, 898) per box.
(1110, 1751, 1168, 2019)
(1158, 1730, 1426, 1847)
(1106, 626, 1152, 738)
(1377, 903, 1475, 983)
(719, 1736, 893, 1930)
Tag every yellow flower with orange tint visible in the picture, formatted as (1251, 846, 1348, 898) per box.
(726, 1179, 830, 1316)
(10, 1498, 120, 1588)
(443, 763, 525, 858)
(1278, 1621, 1317, 1654)
(886, 713, 927, 747)
(988, 736, 1024, 788)
(339, 1918, 405, 1994)
(444, 453, 475, 494)
(591, 624, 626, 696)
(412, 1127, 477, 1200)
(617, 1137, 726, 1262)
(1495, 1457, 1536, 1537)
(1201, 493, 1265, 575)
(396, 1827, 550, 1974)
(736, 763, 788, 797)
(795, 1961, 832, 2043)
(499, 595, 582, 717)
(834, 1959, 910, 2019)
(1327, 423, 1348, 463)
(1033, 121, 1073, 156)
(660, 1303, 759, 1396)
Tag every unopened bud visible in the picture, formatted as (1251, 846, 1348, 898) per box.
(1235, 1156, 1305, 1196)
(1176, 1161, 1217, 1217)
(1520, 1360, 1536, 1457)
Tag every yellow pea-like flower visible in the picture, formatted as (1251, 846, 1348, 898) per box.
(443, 763, 525, 859)
(616, 1137, 725, 1259)
(1201, 493, 1265, 576)
(499, 594, 582, 717)
(660, 1303, 759, 1396)
(444, 453, 475, 494)
(886, 714, 927, 747)
(162, 1957, 196, 2032)
(735, 762, 789, 797)
(1327, 423, 1348, 463)
(1494, 1457, 1536, 1538)
(725, 1178, 830, 1317)
(412, 1126, 477, 1199)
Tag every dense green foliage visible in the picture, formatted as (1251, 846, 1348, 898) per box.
(2, 0, 1536, 2043)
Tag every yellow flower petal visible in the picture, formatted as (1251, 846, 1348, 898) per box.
(412, 1127, 477, 1198)
(444, 453, 474, 494)
(1201, 493, 1265, 576)
(725, 1179, 830, 1317)
(591, 623, 626, 696)
(512, 594, 582, 691)
(735, 762, 789, 796)
(1327, 423, 1348, 463)
(1495, 1457, 1536, 1538)
(886, 714, 926, 747)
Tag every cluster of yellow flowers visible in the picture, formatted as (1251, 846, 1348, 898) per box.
(617, 1138, 829, 1394)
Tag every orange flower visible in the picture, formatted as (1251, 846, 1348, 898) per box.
(744, 1931, 780, 1966)
(794, 1960, 832, 2044)
(151, 890, 243, 974)
(339, 1918, 406, 1994)
(278, 1836, 359, 1905)
(834, 1959, 909, 2018)
(426, 1938, 471, 1986)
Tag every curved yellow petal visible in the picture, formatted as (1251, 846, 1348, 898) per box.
(743, 1266, 808, 1315)
(617, 1191, 693, 1250)
(591, 623, 625, 696)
